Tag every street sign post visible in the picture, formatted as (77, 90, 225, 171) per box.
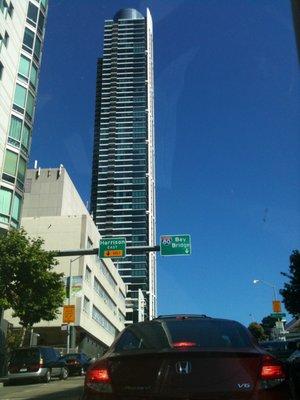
(270, 312, 286, 319)
(63, 305, 75, 324)
(160, 235, 191, 256)
(99, 237, 126, 258)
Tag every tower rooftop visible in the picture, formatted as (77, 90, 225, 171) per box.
(113, 8, 144, 22)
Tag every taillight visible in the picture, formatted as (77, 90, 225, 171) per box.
(85, 361, 112, 393)
(28, 364, 41, 372)
(260, 355, 285, 380)
(173, 341, 197, 348)
(259, 355, 285, 390)
(261, 364, 285, 380)
(87, 368, 110, 383)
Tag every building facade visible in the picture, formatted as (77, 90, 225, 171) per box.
(4, 167, 126, 356)
(90, 8, 156, 323)
(0, 0, 48, 232)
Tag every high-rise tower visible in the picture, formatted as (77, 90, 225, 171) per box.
(0, 0, 48, 232)
(90, 8, 156, 323)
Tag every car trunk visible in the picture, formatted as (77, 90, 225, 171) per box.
(9, 348, 41, 373)
(108, 349, 263, 399)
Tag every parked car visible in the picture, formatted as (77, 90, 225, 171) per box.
(259, 340, 299, 362)
(6, 346, 68, 384)
(82, 315, 292, 399)
(286, 348, 300, 398)
(61, 352, 91, 375)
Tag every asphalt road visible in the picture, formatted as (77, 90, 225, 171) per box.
(0, 376, 84, 400)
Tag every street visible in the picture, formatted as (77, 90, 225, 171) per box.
(0, 376, 84, 400)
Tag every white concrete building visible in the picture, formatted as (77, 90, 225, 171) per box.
(4, 167, 126, 356)
(0, 0, 48, 232)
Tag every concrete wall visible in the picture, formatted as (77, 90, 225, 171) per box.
(22, 168, 88, 218)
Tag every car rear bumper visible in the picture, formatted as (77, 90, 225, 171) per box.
(81, 388, 291, 400)
(67, 365, 82, 374)
(8, 368, 47, 381)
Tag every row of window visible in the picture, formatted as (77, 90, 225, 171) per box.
(0, 186, 21, 226)
(95, 203, 146, 211)
(99, 261, 118, 290)
(94, 276, 117, 313)
(100, 215, 146, 222)
(98, 178, 146, 184)
(82, 297, 119, 336)
(100, 133, 146, 139)
(92, 305, 118, 336)
(98, 173, 147, 180)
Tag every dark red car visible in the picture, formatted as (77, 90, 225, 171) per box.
(82, 315, 292, 399)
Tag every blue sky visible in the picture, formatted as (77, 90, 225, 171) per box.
(31, 0, 300, 326)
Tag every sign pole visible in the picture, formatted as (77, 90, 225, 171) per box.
(65, 256, 81, 353)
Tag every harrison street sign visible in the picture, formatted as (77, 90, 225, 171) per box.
(99, 237, 126, 258)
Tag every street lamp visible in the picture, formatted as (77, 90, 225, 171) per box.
(66, 255, 82, 353)
(253, 279, 278, 301)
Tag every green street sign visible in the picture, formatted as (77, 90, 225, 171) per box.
(160, 235, 191, 256)
(99, 237, 126, 259)
(270, 313, 286, 319)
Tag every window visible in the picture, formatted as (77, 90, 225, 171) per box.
(18, 55, 31, 80)
(94, 277, 117, 312)
(41, 0, 48, 9)
(27, 2, 38, 23)
(34, 36, 41, 59)
(3, 150, 18, 177)
(83, 296, 90, 314)
(99, 261, 117, 290)
(21, 124, 30, 151)
(8, 116, 22, 142)
(30, 63, 38, 88)
(85, 265, 92, 284)
(26, 91, 34, 118)
(38, 11, 45, 33)
(87, 237, 93, 249)
(23, 28, 34, 51)
(11, 193, 21, 222)
(13, 84, 27, 109)
(92, 306, 117, 336)
(4, 31, 9, 47)
(0, 1, 6, 13)
(17, 157, 27, 185)
(0, 187, 12, 224)
(7, 2, 13, 17)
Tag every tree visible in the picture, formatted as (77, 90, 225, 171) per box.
(0, 229, 65, 346)
(280, 250, 300, 318)
(248, 322, 267, 341)
(261, 315, 276, 339)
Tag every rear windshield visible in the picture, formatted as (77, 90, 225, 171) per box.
(10, 348, 40, 364)
(114, 319, 252, 352)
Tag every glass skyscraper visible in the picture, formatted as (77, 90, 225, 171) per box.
(90, 8, 156, 323)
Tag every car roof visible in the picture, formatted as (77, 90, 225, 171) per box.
(153, 314, 241, 324)
(155, 314, 211, 320)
